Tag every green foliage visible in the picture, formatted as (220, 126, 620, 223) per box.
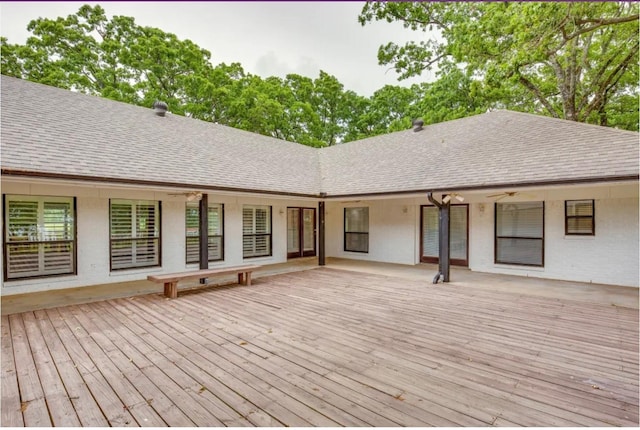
(360, 1, 639, 130)
(1, 4, 383, 146)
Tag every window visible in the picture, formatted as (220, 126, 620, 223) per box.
(344, 207, 369, 253)
(243, 205, 271, 258)
(565, 200, 595, 235)
(495, 202, 544, 266)
(3, 195, 76, 280)
(186, 202, 224, 263)
(110, 200, 160, 270)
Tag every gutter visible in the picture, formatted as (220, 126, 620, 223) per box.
(320, 175, 640, 200)
(0, 169, 320, 199)
(2, 169, 638, 201)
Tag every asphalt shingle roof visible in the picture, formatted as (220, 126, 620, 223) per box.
(1, 75, 638, 197)
(319, 110, 639, 196)
(0, 76, 320, 196)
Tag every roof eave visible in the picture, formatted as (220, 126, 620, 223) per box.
(0, 169, 321, 199)
(321, 175, 640, 200)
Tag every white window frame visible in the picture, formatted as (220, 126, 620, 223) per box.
(243, 205, 272, 258)
(3, 194, 76, 280)
(110, 199, 161, 271)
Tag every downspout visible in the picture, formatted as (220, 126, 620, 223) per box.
(427, 192, 450, 283)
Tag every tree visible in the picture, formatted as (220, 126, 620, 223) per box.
(359, 1, 639, 130)
(1, 4, 215, 114)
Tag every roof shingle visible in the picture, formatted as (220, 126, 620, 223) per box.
(1, 76, 637, 197)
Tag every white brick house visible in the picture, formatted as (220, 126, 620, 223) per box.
(1, 75, 638, 296)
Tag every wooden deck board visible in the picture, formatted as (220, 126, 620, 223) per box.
(8, 313, 51, 426)
(1, 267, 638, 427)
(1, 316, 24, 427)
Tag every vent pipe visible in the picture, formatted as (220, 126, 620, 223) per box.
(153, 101, 168, 117)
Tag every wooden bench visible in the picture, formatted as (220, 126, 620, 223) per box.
(147, 265, 261, 298)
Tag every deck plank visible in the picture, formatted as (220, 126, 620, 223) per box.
(21, 312, 81, 426)
(32, 310, 110, 427)
(2, 267, 638, 427)
(1, 316, 24, 427)
(8, 314, 51, 426)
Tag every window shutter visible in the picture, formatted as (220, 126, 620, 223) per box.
(4, 196, 75, 279)
(111, 203, 133, 239)
(186, 203, 224, 263)
(110, 200, 159, 270)
(243, 207, 254, 235)
(243, 205, 271, 257)
(7, 201, 38, 242)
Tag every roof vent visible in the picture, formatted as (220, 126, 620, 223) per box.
(153, 101, 168, 117)
(412, 118, 424, 132)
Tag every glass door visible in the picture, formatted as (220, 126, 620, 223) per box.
(421, 205, 468, 266)
(287, 207, 316, 258)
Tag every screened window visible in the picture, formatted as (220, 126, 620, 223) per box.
(495, 202, 544, 266)
(4, 195, 76, 280)
(344, 207, 369, 253)
(565, 200, 594, 235)
(186, 202, 224, 263)
(243, 205, 271, 258)
(110, 200, 160, 270)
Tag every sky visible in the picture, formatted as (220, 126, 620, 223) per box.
(0, 1, 435, 96)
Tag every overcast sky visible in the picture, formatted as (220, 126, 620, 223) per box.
(0, 1, 434, 96)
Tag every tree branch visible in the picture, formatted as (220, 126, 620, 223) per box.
(566, 14, 638, 42)
(583, 40, 639, 119)
(517, 73, 560, 118)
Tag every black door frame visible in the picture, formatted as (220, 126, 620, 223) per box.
(420, 204, 469, 267)
(287, 207, 316, 259)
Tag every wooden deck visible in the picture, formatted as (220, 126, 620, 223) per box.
(2, 267, 638, 426)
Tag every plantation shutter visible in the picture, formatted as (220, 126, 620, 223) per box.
(4, 196, 75, 280)
(42, 202, 74, 273)
(110, 200, 159, 270)
(243, 205, 271, 258)
(186, 203, 223, 263)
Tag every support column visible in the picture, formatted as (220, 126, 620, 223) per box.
(318, 194, 326, 266)
(199, 193, 208, 283)
(427, 192, 450, 283)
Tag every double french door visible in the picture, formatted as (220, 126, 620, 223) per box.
(287, 208, 316, 258)
(420, 205, 469, 266)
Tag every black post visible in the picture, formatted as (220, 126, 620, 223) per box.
(318, 195, 326, 266)
(440, 195, 451, 282)
(199, 193, 208, 284)
(426, 192, 451, 283)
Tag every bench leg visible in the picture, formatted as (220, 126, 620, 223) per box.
(238, 273, 244, 285)
(245, 271, 252, 286)
(164, 282, 178, 299)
